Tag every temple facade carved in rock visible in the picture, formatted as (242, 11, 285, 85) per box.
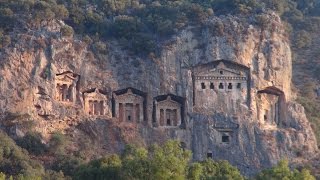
(257, 86, 285, 127)
(55, 71, 79, 104)
(51, 61, 287, 133)
(154, 94, 184, 127)
(192, 60, 250, 113)
(83, 88, 111, 117)
(112, 88, 146, 123)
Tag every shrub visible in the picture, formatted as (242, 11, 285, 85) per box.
(74, 155, 122, 180)
(93, 41, 108, 54)
(0, 131, 44, 177)
(82, 35, 93, 44)
(256, 160, 315, 180)
(295, 30, 312, 48)
(53, 155, 84, 177)
(255, 14, 269, 29)
(0, 35, 11, 48)
(16, 132, 47, 155)
(130, 33, 156, 55)
(111, 15, 141, 39)
(209, 21, 225, 36)
(60, 25, 74, 37)
(197, 159, 244, 180)
(184, 3, 210, 24)
(43, 170, 68, 180)
(53, 4, 69, 20)
(49, 132, 68, 155)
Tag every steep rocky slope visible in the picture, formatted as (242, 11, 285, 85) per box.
(0, 12, 317, 176)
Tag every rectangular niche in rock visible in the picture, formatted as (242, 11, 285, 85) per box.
(213, 117, 239, 145)
(220, 132, 231, 144)
(55, 71, 79, 104)
(83, 88, 111, 117)
(257, 86, 285, 127)
(154, 94, 184, 127)
(192, 60, 250, 113)
(113, 87, 146, 123)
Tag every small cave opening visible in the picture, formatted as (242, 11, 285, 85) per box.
(222, 135, 230, 143)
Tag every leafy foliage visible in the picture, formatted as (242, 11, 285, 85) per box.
(0, 129, 315, 179)
(256, 160, 315, 180)
(0, 131, 44, 177)
(60, 25, 74, 37)
(0, 0, 319, 56)
(74, 140, 193, 180)
(73, 140, 259, 180)
(16, 132, 47, 156)
(48, 131, 69, 155)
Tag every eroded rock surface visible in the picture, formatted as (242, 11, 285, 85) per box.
(0, 12, 317, 176)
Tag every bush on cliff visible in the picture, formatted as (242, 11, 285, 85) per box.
(0, 131, 44, 178)
(16, 132, 47, 156)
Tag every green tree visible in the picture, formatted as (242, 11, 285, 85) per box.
(295, 30, 312, 48)
(74, 154, 122, 180)
(256, 160, 315, 180)
(74, 140, 192, 180)
(199, 159, 244, 180)
(0, 172, 5, 180)
(16, 132, 47, 155)
(0, 131, 45, 177)
(0, 7, 14, 30)
(60, 25, 74, 37)
(188, 163, 203, 180)
(121, 145, 151, 180)
(53, 4, 69, 20)
(49, 131, 69, 155)
(149, 140, 192, 180)
(53, 155, 84, 177)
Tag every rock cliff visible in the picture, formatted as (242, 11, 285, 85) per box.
(0, 12, 317, 176)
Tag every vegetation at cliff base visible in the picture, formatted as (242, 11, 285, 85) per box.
(0, 131, 66, 179)
(0, 130, 314, 180)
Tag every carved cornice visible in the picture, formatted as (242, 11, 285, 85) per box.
(195, 76, 247, 80)
(213, 119, 239, 131)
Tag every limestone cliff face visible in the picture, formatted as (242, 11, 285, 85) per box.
(0, 12, 317, 176)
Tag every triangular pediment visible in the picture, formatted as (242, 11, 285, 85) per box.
(158, 96, 180, 105)
(120, 92, 141, 99)
(196, 62, 243, 77)
(115, 89, 144, 102)
(84, 89, 108, 100)
(193, 60, 249, 78)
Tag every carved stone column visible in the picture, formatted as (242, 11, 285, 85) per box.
(132, 103, 136, 123)
(177, 107, 181, 126)
(155, 101, 159, 126)
(139, 103, 143, 122)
